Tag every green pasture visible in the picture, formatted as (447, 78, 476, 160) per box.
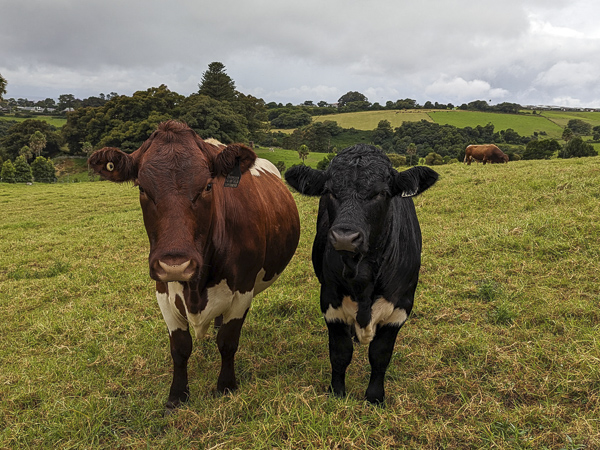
(255, 147, 323, 169)
(0, 114, 67, 128)
(1, 157, 600, 448)
(428, 110, 565, 139)
(541, 110, 600, 129)
(312, 110, 433, 130)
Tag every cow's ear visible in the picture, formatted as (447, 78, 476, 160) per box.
(391, 166, 439, 198)
(285, 165, 328, 196)
(213, 143, 257, 176)
(88, 147, 139, 182)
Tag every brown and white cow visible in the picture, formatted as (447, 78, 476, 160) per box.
(88, 120, 300, 411)
(464, 144, 509, 165)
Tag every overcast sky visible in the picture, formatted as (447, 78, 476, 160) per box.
(1, 0, 600, 107)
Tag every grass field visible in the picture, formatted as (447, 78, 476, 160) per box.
(0, 115, 67, 128)
(310, 109, 600, 142)
(541, 111, 600, 130)
(429, 110, 565, 140)
(1, 157, 600, 448)
(312, 110, 433, 130)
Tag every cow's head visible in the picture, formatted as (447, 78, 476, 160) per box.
(285, 144, 438, 257)
(88, 120, 256, 282)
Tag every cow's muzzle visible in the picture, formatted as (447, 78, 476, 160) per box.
(329, 227, 365, 254)
(151, 259, 198, 282)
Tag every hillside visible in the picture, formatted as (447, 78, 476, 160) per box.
(311, 109, 600, 141)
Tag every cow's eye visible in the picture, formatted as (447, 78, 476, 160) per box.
(206, 182, 213, 192)
(138, 186, 145, 194)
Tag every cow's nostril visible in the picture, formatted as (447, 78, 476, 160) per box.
(330, 229, 363, 253)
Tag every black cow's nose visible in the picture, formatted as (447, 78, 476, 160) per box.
(329, 228, 363, 253)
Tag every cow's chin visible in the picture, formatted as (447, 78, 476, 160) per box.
(338, 251, 363, 280)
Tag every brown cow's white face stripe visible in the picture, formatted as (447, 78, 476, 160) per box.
(324, 297, 408, 345)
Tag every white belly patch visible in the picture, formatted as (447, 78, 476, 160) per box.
(324, 296, 407, 345)
(156, 268, 278, 338)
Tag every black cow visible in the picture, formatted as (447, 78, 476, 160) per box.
(285, 144, 438, 404)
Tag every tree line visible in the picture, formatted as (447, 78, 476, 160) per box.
(0, 64, 597, 179)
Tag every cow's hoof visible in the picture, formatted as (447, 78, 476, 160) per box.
(327, 385, 347, 398)
(365, 393, 385, 406)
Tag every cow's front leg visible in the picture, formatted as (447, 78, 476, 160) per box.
(365, 324, 400, 404)
(215, 311, 248, 393)
(326, 320, 354, 398)
(166, 328, 193, 410)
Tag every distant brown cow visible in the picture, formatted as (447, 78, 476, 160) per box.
(464, 144, 509, 165)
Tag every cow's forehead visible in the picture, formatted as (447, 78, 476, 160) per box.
(138, 141, 211, 184)
(327, 150, 392, 193)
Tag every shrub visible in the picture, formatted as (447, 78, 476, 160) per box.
(558, 136, 597, 159)
(275, 161, 286, 175)
(31, 156, 57, 183)
(386, 153, 406, 168)
(1, 160, 16, 183)
(14, 155, 33, 183)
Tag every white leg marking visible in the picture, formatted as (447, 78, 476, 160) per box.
(250, 158, 282, 178)
(156, 282, 189, 336)
(324, 296, 407, 345)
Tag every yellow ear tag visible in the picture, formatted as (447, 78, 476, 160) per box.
(106, 162, 115, 171)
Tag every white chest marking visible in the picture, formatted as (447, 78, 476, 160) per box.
(156, 268, 279, 338)
(324, 296, 408, 345)
(250, 158, 281, 178)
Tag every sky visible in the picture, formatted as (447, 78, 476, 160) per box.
(1, 0, 600, 108)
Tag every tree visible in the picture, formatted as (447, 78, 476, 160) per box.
(1, 119, 62, 160)
(558, 136, 597, 158)
(0, 73, 6, 100)
(1, 160, 16, 182)
(29, 130, 47, 157)
(31, 156, 56, 182)
(198, 62, 236, 102)
(178, 94, 248, 143)
(337, 91, 369, 108)
(406, 143, 417, 165)
(562, 128, 574, 142)
(13, 155, 33, 183)
(298, 144, 309, 163)
(593, 125, 600, 141)
(372, 120, 393, 145)
(19, 145, 33, 160)
(523, 139, 560, 160)
(566, 119, 592, 136)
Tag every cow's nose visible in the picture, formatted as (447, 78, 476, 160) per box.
(152, 258, 198, 282)
(329, 228, 363, 253)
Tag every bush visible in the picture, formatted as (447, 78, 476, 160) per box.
(558, 136, 597, 159)
(523, 139, 560, 160)
(1, 160, 16, 183)
(275, 161, 286, 175)
(31, 156, 57, 182)
(14, 155, 33, 183)
(386, 153, 406, 168)
(317, 153, 336, 171)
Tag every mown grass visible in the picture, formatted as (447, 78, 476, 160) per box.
(0, 114, 67, 128)
(1, 157, 600, 448)
(429, 110, 565, 139)
(312, 110, 433, 130)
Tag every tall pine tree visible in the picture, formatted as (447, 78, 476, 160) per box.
(198, 62, 236, 102)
